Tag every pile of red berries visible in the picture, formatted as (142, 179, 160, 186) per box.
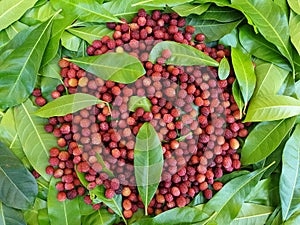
(33, 8, 250, 219)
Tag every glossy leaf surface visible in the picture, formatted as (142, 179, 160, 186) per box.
(66, 53, 146, 84)
(0, 142, 38, 210)
(218, 57, 230, 80)
(254, 63, 289, 97)
(280, 124, 300, 221)
(245, 95, 300, 122)
(0, 17, 53, 109)
(0, 0, 38, 30)
(128, 96, 152, 112)
(47, 178, 81, 225)
(134, 122, 163, 215)
(186, 16, 243, 42)
(0, 201, 26, 225)
(14, 100, 57, 181)
(35, 93, 104, 117)
(231, 47, 256, 108)
(231, 0, 293, 68)
(241, 117, 295, 165)
(149, 41, 219, 67)
(202, 163, 274, 224)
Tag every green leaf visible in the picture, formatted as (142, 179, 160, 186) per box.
(290, 12, 300, 56)
(231, 0, 294, 70)
(246, 176, 280, 207)
(65, 53, 146, 84)
(215, 170, 250, 183)
(41, 14, 77, 67)
(296, 80, 300, 99)
(193, 0, 229, 6)
(35, 93, 104, 117)
(38, 208, 50, 225)
(132, 205, 207, 225)
(172, 3, 210, 17)
(0, 201, 26, 225)
(186, 16, 243, 42)
(245, 95, 300, 122)
(0, 0, 38, 30)
(231, 47, 256, 109)
(230, 203, 274, 225)
(239, 25, 291, 71)
(61, 31, 82, 52)
(218, 57, 230, 80)
(0, 17, 53, 110)
(288, 0, 300, 15)
(0, 108, 29, 168)
(202, 163, 274, 224)
(219, 28, 238, 47)
(254, 63, 289, 97)
(102, 0, 158, 21)
(14, 99, 57, 181)
(232, 80, 244, 116)
(50, 0, 121, 23)
(90, 185, 126, 224)
(20, 1, 56, 25)
(5, 21, 28, 40)
(265, 207, 282, 225)
(0, 142, 38, 209)
(81, 209, 118, 225)
(134, 122, 163, 215)
(67, 25, 113, 44)
(95, 152, 114, 178)
(40, 53, 62, 80)
(149, 41, 219, 67)
(47, 178, 81, 225)
(40, 77, 63, 102)
(241, 117, 296, 165)
(196, 5, 243, 22)
(128, 96, 152, 112)
(284, 211, 300, 225)
(280, 124, 300, 221)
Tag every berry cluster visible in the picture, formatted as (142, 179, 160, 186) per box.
(33, 9, 250, 219)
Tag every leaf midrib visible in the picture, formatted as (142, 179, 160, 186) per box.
(255, 64, 273, 96)
(172, 52, 218, 66)
(233, 51, 250, 103)
(283, 139, 300, 220)
(0, 165, 31, 205)
(63, 0, 119, 22)
(21, 103, 48, 157)
(234, 211, 272, 221)
(245, 2, 292, 62)
(7, 18, 51, 98)
(205, 171, 264, 223)
(0, 0, 24, 22)
(0, 201, 6, 225)
(36, 99, 101, 116)
(63, 202, 68, 225)
(244, 120, 284, 160)
(70, 59, 142, 78)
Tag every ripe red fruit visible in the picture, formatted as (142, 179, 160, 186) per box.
(105, 189, 115, 199)
(57, 191, 67, 201)
(176, 196, 186, 208)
